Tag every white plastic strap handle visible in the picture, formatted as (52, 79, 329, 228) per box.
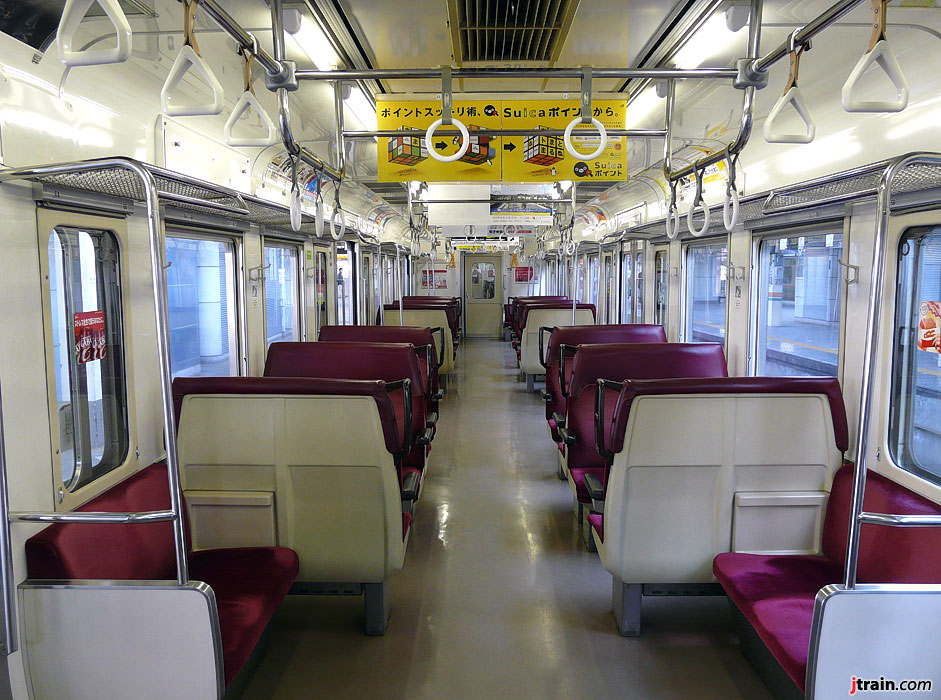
(723, 187, 740, 231)
(842, 0, 908, 113)
(224, 48, 278, 147)
(161, 2, 224, 117)
(425, 118, 469, 163)
(58, 0, 132, 67)
(763, 86, 815, 144)
(842, 40, 908, 113)
(565, 239, 577, 256)
(563, 117, 607, 161)
(687, 168, 711, 237)
(763, 36, 815, 144)
(330, 209, 345, 240)
(225, 91, 278, 146)
(290, 189, 302, 232)
(665, 203, 681, 241)
(314, 197, 325, 238)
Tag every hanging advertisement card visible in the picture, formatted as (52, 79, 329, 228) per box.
(74, 310, 106, 364)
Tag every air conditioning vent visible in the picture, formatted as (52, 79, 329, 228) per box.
(448, 0, 579, 64)
(1, 0, 154, 52)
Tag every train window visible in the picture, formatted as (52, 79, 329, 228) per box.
(165, 236, 239, 378)
(636, 249, 645, 322)
(589, 255, 599, 306)
(471, 261, 496, 299)
(336, 241, 356, 325)
(621, 251, 633, 322)
(603, 255, 615, 322)
(264, 243, 301, 346)
(684, 240, 728, 344)
(46, 227, 129, 491)
(315, 250, 329, 330)
(654, 249, 669, 326)
(889, 226, 941, 484)
(754, 233, 843, 377)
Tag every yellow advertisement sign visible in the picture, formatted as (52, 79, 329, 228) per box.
(501, 99, 627, 182)
(377, 100, 503, 182)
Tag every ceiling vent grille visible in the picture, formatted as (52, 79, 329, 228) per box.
(449, 0, 579, 64)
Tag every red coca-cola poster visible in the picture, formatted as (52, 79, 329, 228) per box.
(515, 266, 536, 283)
(919, 301, 941, 354)
(74, 311, 107, 364)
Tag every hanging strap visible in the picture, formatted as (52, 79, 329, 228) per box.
(183, 0, 200, 55)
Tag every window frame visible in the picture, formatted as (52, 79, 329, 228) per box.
(164, 229, 244, 379)
(261, 238, 306, 347)
(37, 209, 139, 511)
(748, 223, 848, 381)
(653, 245, 670, 328)
(888, 224, 941, 487)
(335, 239, 358, 325)
(682, 236, 730, 346)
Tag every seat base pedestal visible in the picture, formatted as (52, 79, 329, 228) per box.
(612, 578, 642, 637)
(364, 582, 391, 636)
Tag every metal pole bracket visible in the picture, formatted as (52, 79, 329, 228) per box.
(265, 59, 299, 92)
(733, 57, 769, 90)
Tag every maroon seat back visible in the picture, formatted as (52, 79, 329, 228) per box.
(543, 325, 666, 441)
(519, 302, 595, 333)
(318, 325, 439, 394)
(511, 298, 569, 335)
(565, 343, 727, 470)
(822, 464, 941, 583)
(173, 376, 405, 456)
(26, 462, 181, 580)
(383, 302, 458, 339)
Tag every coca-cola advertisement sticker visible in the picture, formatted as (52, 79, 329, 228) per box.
(918, 301, 941, 354)
(74, 310, 107, 364)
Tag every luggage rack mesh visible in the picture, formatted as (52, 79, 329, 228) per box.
(14, 160, 326, 233)
(624, 155, 941, 239)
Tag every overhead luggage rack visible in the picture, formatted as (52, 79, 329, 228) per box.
(0, 157, 349, 235)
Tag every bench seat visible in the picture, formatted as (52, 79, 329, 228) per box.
(25, 462, 299, 691)
(714, 464, 941, 696)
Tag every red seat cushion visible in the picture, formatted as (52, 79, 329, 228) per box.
(189, 546, 299, 687)
(713, 552, 843, 692)
(588, 513, 604, 541)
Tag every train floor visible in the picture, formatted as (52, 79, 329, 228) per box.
(241, 338, 773, 700)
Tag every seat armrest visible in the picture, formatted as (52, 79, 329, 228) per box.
(551, 412, 565, 426)
(583, 472, 605, 513)
(558, 426, 576, 446)
(539, 389, 552, 403)
(416, 426, 434, 446)
(402, 471, 421, 501)
(432, 391, 444, 402)
(426, 412, 438, 428)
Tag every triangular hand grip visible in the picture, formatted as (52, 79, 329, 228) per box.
(58, 0, 132, 67)
(161, 45, 224, 117)
(842, 40, 909, 113)
(224, 90, 278, 147)
(763, 86, 815, 144)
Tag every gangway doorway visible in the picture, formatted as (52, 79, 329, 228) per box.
(463, 254, 503, 337)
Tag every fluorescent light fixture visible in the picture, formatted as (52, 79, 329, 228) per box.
(624, 87, 661, 129)
(673, 13, 739, 70)
(346, 86, 377, 132)
(294, 17, 339, 71)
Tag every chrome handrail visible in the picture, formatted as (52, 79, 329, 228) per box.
(0, 157, 190, 591)
(843, 152, 941, 589)
(0, 375, 17, 655)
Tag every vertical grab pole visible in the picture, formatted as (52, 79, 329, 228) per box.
(0, 376, 18, 655)
(396, 247, 404, 324)
(571, 244, 578, 324)
(597, 240, 604, 324)
(139, 164, 189, 586)
(843, 157, 898, 588)
(378, 253, 385, 324)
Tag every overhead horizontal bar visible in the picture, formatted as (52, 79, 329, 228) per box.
(346, 128, 666, 139)
(414, 198, 567, 205)
(10, 510, 177, 524)
(753, 0, 866, 73)
(197, 0, 283, 78)
(296, 67, 739, 81)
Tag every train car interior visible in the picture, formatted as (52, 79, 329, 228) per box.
(1, 0, 941, 698)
